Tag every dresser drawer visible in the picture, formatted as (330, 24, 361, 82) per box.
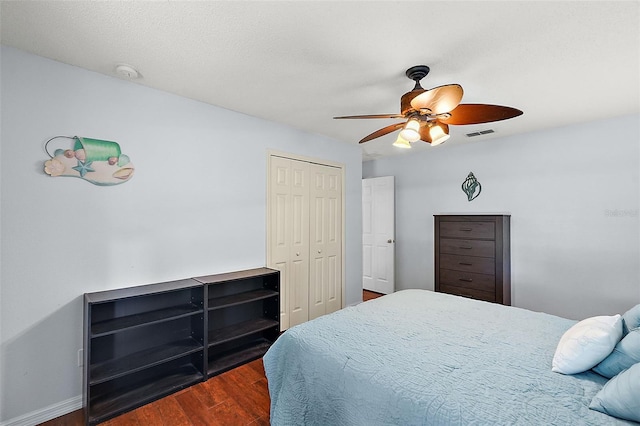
(439, 283, 495, 303)
(440, 254, 495, 275)
(439, 269, 495, 292)
(439, 221, 495, 240)
(439, 238, 495, 258)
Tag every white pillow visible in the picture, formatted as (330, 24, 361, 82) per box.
(552, 315, 623, 375)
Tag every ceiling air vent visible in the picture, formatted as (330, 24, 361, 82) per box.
(466, 129, 495, 137)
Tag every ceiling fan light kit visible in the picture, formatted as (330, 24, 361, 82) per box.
(428, 122, 450, 146)
(399, 119, 421, 142)
(334, 65, 523, 149)
(392, 134, 412, 149)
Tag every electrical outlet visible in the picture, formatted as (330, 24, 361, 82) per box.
(77, 349, 83, 367)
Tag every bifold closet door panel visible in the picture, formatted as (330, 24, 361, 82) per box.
(269, 156, 310, 330)
(309, 163, 343, 320)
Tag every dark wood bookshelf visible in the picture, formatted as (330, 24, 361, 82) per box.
(208, 339, 273, 376)
(85, 278, 201, 304)
(83, 268, 280, 425)
(208, 318, 279, 346)
(90, 338, 203, 385)
(91, 304, 203, 337)
(88, 364, 204, 425)
(208, 289, 278, 310)
(84, 281, 206, 425)
(193, 267, 277, 285)
(196, 268, 280, 380)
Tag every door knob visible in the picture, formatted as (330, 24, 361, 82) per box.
(296, 252, 300, 256)
(318, 249, 322, 253)
(387, 239, 394, 243)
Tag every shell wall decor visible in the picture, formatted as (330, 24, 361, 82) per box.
(43, 136, 134, 186)
(462, 172, 481, 201)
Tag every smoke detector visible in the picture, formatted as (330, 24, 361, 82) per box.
(114, 64, 140, 79)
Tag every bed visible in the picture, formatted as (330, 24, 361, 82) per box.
(263, 289, 637, 425)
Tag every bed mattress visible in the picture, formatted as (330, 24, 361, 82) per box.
(264, 289, 635, 425)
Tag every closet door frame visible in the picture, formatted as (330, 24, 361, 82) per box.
(266, 150, 346, 326)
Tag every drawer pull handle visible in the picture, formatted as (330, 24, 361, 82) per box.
(459, 262, 473, 266)
(459, 246, 473, 250)
(460, 228, 473, 231)
(459, 278, 473, 282)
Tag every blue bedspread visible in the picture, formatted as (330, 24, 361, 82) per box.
(264, 289, 635, 425)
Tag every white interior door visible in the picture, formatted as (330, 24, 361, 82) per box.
(362, 176, 395, 294)
(309, 164, 342, 320)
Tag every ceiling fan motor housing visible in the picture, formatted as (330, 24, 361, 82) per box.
(401, 90, 426, 115)
(401, 65, 431, 114)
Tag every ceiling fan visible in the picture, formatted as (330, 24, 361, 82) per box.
(334, 65, 523, 148)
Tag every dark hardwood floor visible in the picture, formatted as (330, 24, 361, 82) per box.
(40, 290, 383, 426)
(363, 289, 384, 301)
(40, 359, 269, 426)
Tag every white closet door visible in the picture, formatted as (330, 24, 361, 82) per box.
(269, 157, 310, 330)
(309, 163, 342, 320)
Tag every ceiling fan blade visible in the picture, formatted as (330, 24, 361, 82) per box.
(359, 122, 405, 144)
(334, 114, 405, 120)
(410, 84, 464, 114)
(441, 104, 523, 125)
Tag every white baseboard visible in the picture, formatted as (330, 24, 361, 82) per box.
(0, 395, 82, 426)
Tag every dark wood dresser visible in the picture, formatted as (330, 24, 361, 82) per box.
(434, 215, 511, 305)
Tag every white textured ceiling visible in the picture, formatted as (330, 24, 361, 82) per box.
(1, 1, 639, 161)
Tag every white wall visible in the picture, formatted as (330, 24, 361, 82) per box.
(363, 114, 639, 321)
(0, 46, 362, 423)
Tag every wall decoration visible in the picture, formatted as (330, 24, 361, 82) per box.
(43, 136, 134, 186)
(462, 172, 481, 201)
